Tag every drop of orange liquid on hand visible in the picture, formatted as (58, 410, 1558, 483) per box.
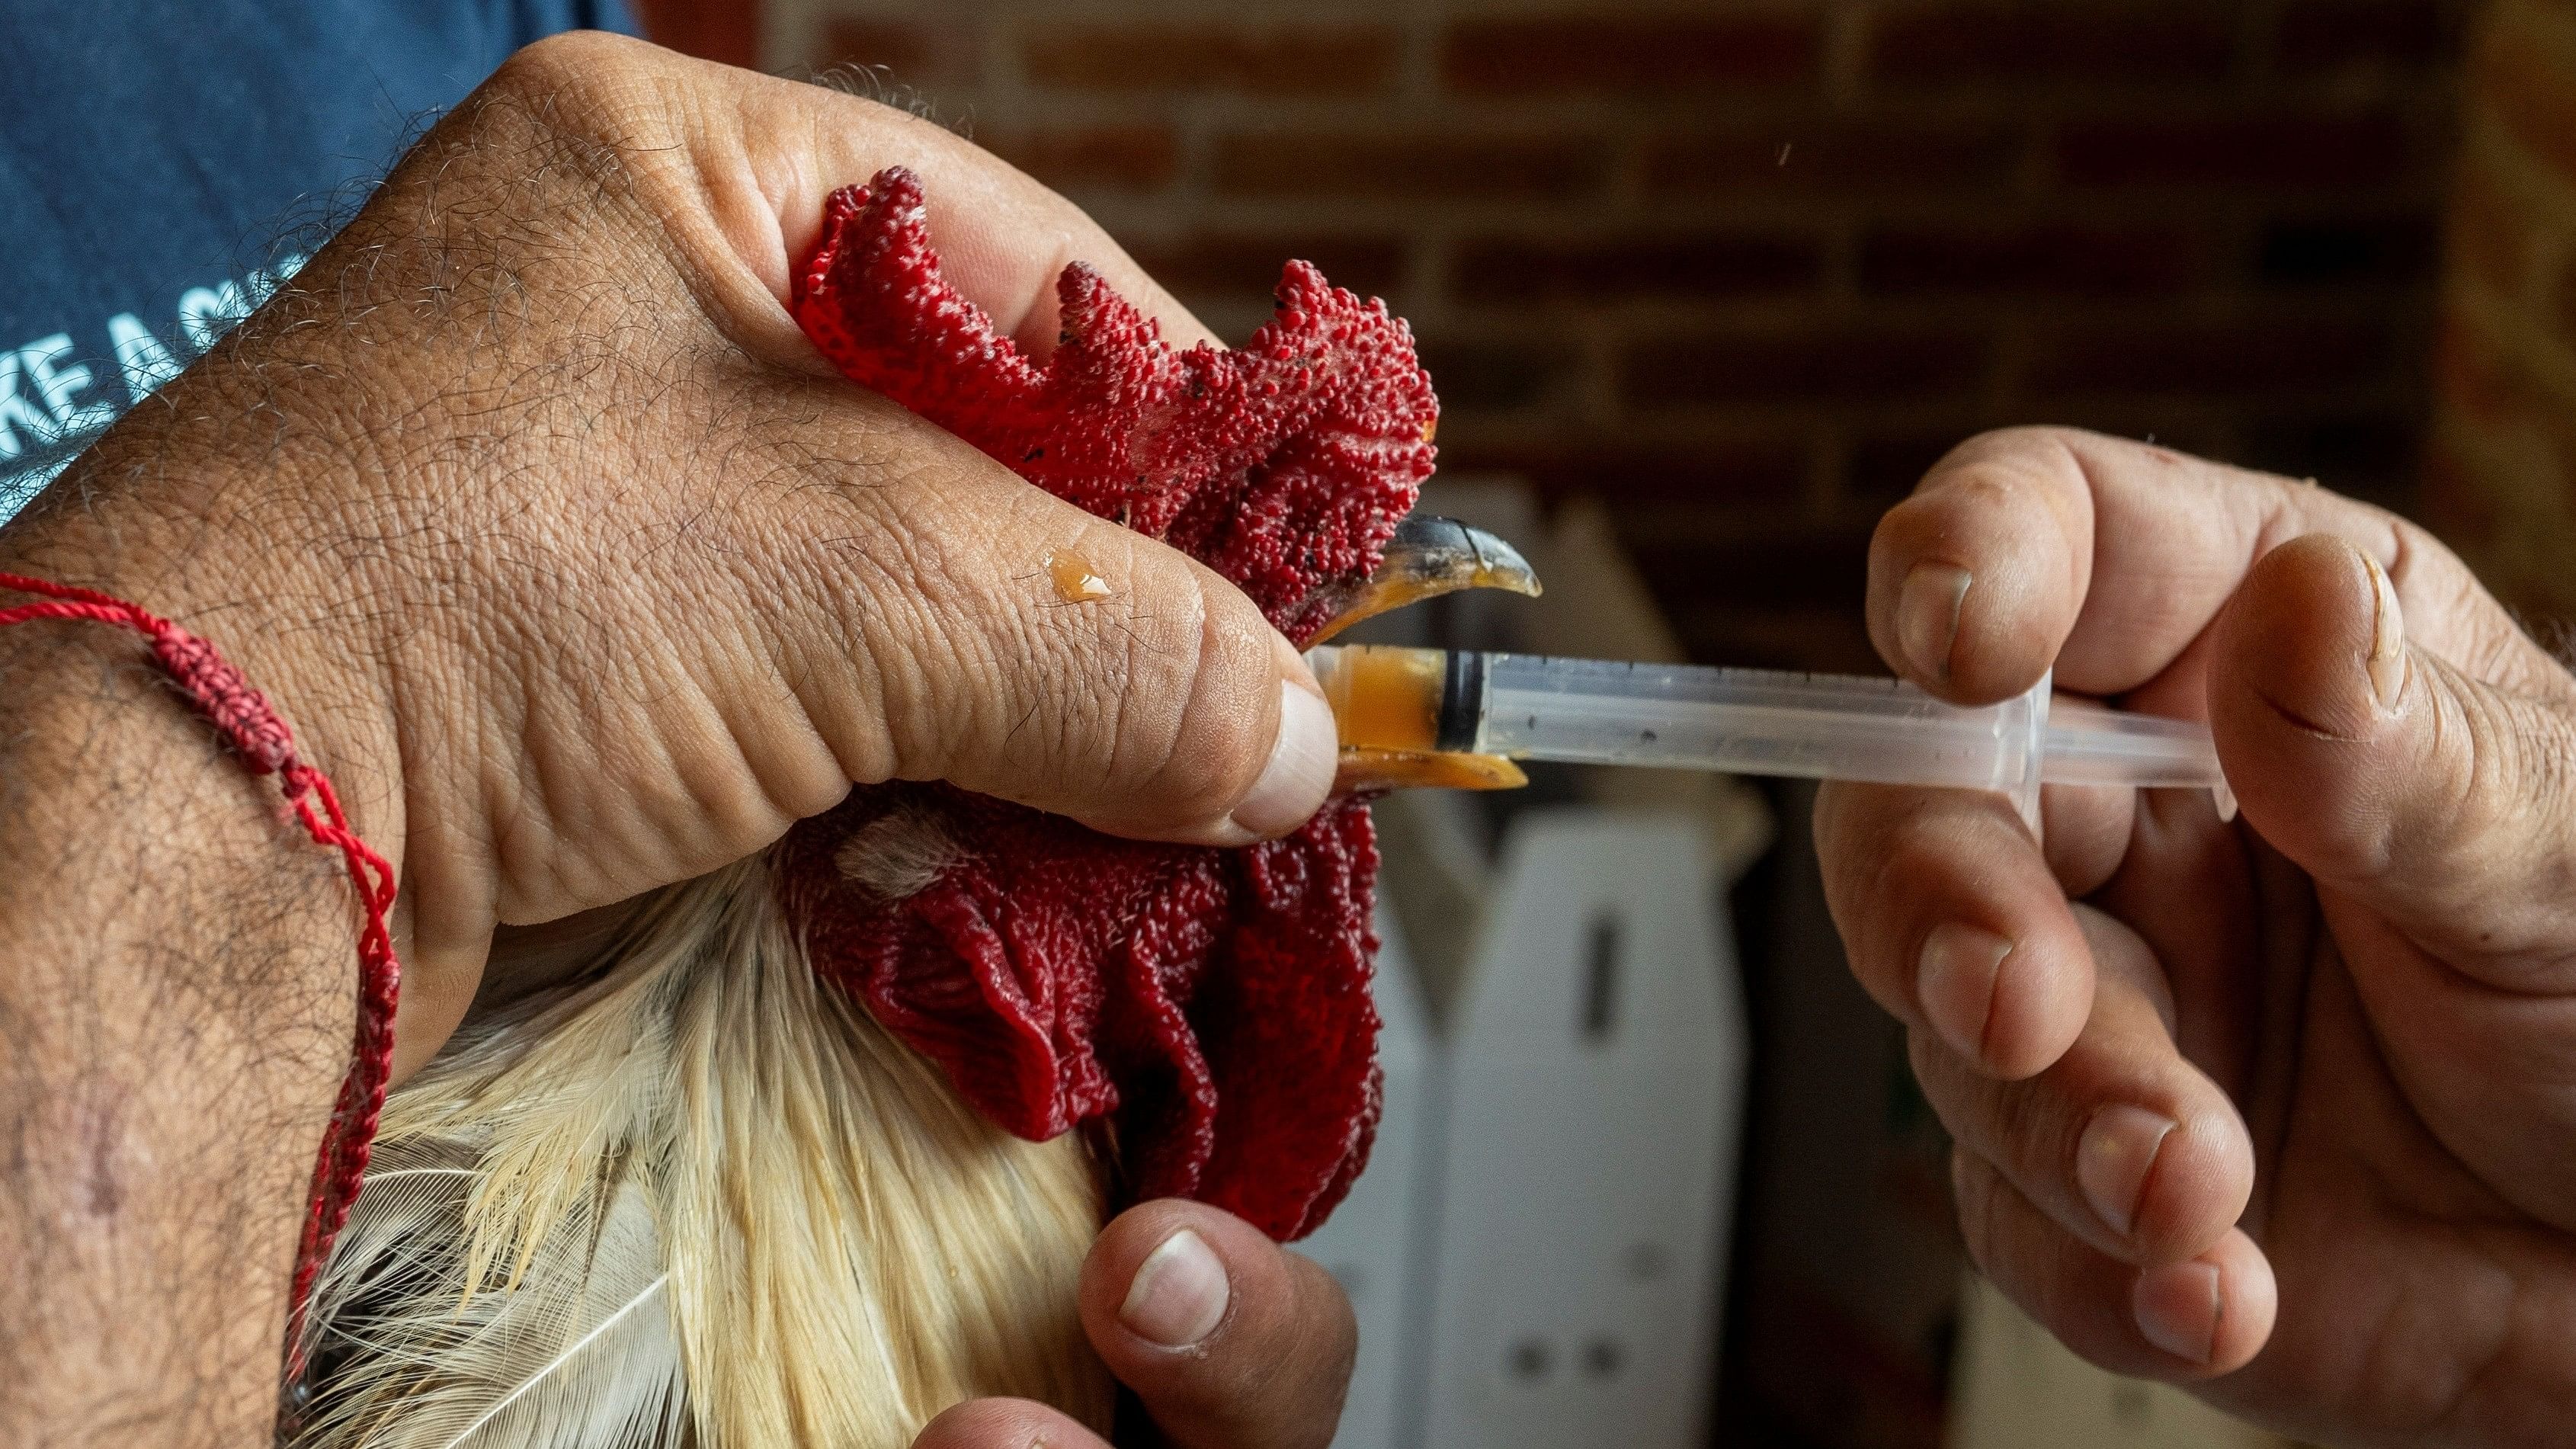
(1047, 551, 1113, 603)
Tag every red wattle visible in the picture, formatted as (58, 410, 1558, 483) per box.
(780, 166, 1434, 1239)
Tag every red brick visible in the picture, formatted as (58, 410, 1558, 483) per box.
(818, 18, 981, 87)
(2272, 0, 2453, 72)
(987, 126, 1181, 191)
(1869, 5, 2238, 87)
(2054, 112, 2411, 191)
(2254, 214, 2435, 287)
(1622, 329, 1992, 408)
(2480, 27, 2576, 184)
(2449, 162, 2538, 298)
(2024, 319, 2397, 398)
(2549, 251, 2576, 367)
(1860, 417, 2243, 486)
(2433, 312, 2535, 425)
(1452, 234, 1825, 303)
(1212, 132, 1608, 200)
(1674, 606, 1881, 672)
(1412, 340, 1574, 412)
(1846, 431, 1973, 502)
(1119, 233, 1409, 305)
(1436, 436, 1810, 504)
(1020, 22, 1398, 95)
(2238, 413, 2424, 505)
(632, 0, 758, 67)
(1859, 223, 2211, 297)
(2419, 433, 2502, 561)
(1644, 118, 2023, 197)
(1441, 16, 1819, 94)
(1629, 527, 1877, 608)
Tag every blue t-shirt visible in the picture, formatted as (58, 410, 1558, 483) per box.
(0, 0, 634, 522)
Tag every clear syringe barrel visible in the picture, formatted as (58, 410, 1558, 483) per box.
(1307, 646, 2225, 824)
(1472, 652, 2052, 816)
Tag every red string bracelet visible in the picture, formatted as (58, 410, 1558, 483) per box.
(0, 570, 398, 1374)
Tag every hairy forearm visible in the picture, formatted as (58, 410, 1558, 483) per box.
(0, 480, 388, 1444)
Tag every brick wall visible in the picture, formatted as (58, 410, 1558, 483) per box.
(632, 0, 761, 68)
(2428, 0, 2576, 624)
(768, 1, 2467, 667)
(758, 0, 2469, 672)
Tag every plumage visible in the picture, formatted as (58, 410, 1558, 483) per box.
(292, 861, 1109, 1448)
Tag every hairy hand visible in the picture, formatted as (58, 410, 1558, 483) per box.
(1817, 428, 2576, 1447)
(3, 34, 1336, 1081)
(912, 1201, 1358, 1449)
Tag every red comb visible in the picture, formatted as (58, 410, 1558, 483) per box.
(780, 167, 1434, 1237)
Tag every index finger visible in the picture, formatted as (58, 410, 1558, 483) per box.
(1866, 428, 2417, 704)
(542, 35, 1219, 355)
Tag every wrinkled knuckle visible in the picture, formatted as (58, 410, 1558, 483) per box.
(476, 30, 671, 184)
(1815, 784, 1908, 906)
(489, 29, 647, 109)
(2491, 697, 2576, 891)
(1833, 799, 1950, 998)
(1866, 794, 1956, 906)
(851, 515, 1008, 778)
(2442, 684, 2543, 849)
(1992, 1079, 2069, 1181)
(1120, 575, 1275, 821)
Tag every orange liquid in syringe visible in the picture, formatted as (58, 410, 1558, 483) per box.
(1315, 645, 1445, 753)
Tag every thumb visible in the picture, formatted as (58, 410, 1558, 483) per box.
(2209, 533, 2576, 978)
(819, 434, 1338, 848)
(1075, 1201, 1357, 1449)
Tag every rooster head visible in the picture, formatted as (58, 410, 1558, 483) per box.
(780, 168, 1533, 1239)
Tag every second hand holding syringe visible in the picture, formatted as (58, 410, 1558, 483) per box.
(1306, 643, 2226, 822)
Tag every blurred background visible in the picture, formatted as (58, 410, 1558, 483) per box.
(630, 1, 2569, 1444)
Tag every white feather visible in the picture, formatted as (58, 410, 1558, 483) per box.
(432, 1273, 672, 1449)
(291, 858, 1110, 1449)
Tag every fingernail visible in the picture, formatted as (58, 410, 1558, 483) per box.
(1229, 681, 1338, 838)
(1917, 922, 2014, 1063)
(2134, 1259, 2222, 1365)
(2362, 551, 2407, 710)
(1898, 562, 1973, 684)
(1121, 1228, 1230, 1348)
(2077, 1105, 2175, 1238)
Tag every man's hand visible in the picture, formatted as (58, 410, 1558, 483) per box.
(5, 31, 1338, 1079)
(0, 34, 1334, 1444)
(1817, 427, 2576, 1446)
(912, 1201, 1358, 1449)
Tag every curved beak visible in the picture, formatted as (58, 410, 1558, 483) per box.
(1305, 516, 1543, 645)
(1312, 517, 1543, 793)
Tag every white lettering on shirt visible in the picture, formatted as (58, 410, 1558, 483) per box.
(0, 252, 314, 522)
(177, 280, 252, 352)
(107, 313, 184, 402)
(0, 350, 56, 460)
(22, 332, 119, 437)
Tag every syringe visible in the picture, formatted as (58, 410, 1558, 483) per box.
(1306, 644, 2225, 820)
